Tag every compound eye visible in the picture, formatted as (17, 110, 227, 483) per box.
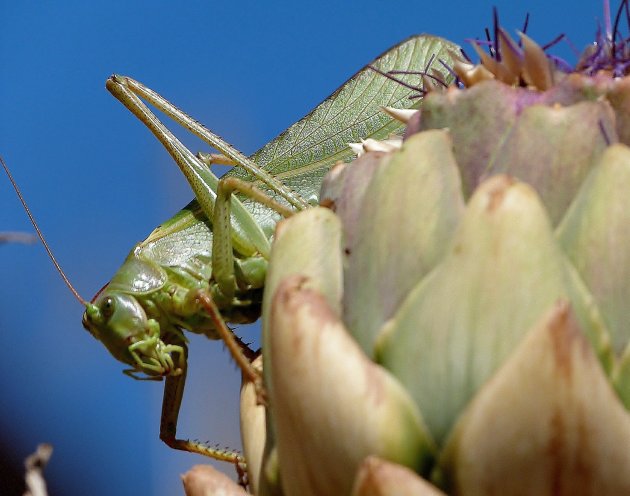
(101, 296, 115, 320)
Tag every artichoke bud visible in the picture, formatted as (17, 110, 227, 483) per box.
(268, 274, 435, 496)
(239, 6, 630, 495)
(438, 301, 630, 495)
(351, 456, 448, 496)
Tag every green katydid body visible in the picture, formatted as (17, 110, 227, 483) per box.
(83, 199, 267, 377)
(79, 35, 460, 462)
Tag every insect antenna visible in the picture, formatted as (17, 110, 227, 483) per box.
(1, 157, 87, 306)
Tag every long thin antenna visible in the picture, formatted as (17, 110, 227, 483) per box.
(1, 157, 87, 305)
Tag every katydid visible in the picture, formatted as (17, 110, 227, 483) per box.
(5, 35, 459, 472)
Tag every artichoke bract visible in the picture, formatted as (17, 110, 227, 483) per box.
(238, 4, 630, 495)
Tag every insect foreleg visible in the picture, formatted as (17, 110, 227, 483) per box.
(128, 339, 185, 377)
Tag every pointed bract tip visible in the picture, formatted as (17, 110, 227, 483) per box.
(382, 106, 417, 123)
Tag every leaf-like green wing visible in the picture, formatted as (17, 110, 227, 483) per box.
(228, 34, 461, 236)
(142, 35, 461, 259)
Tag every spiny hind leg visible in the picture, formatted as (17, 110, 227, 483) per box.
(107, 74, 273, 260)
(108, 75, 308, 210)
(231, 328, 260, 363)
(160, 365, 248, 484)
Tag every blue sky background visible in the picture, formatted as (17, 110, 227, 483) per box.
(0, 1, 605, 494)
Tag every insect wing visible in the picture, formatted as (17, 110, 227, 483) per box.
(228, 35, 462, 236)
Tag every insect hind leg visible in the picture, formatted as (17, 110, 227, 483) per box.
(110, 75, 309, 211)
(160, 363, 248, 481)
